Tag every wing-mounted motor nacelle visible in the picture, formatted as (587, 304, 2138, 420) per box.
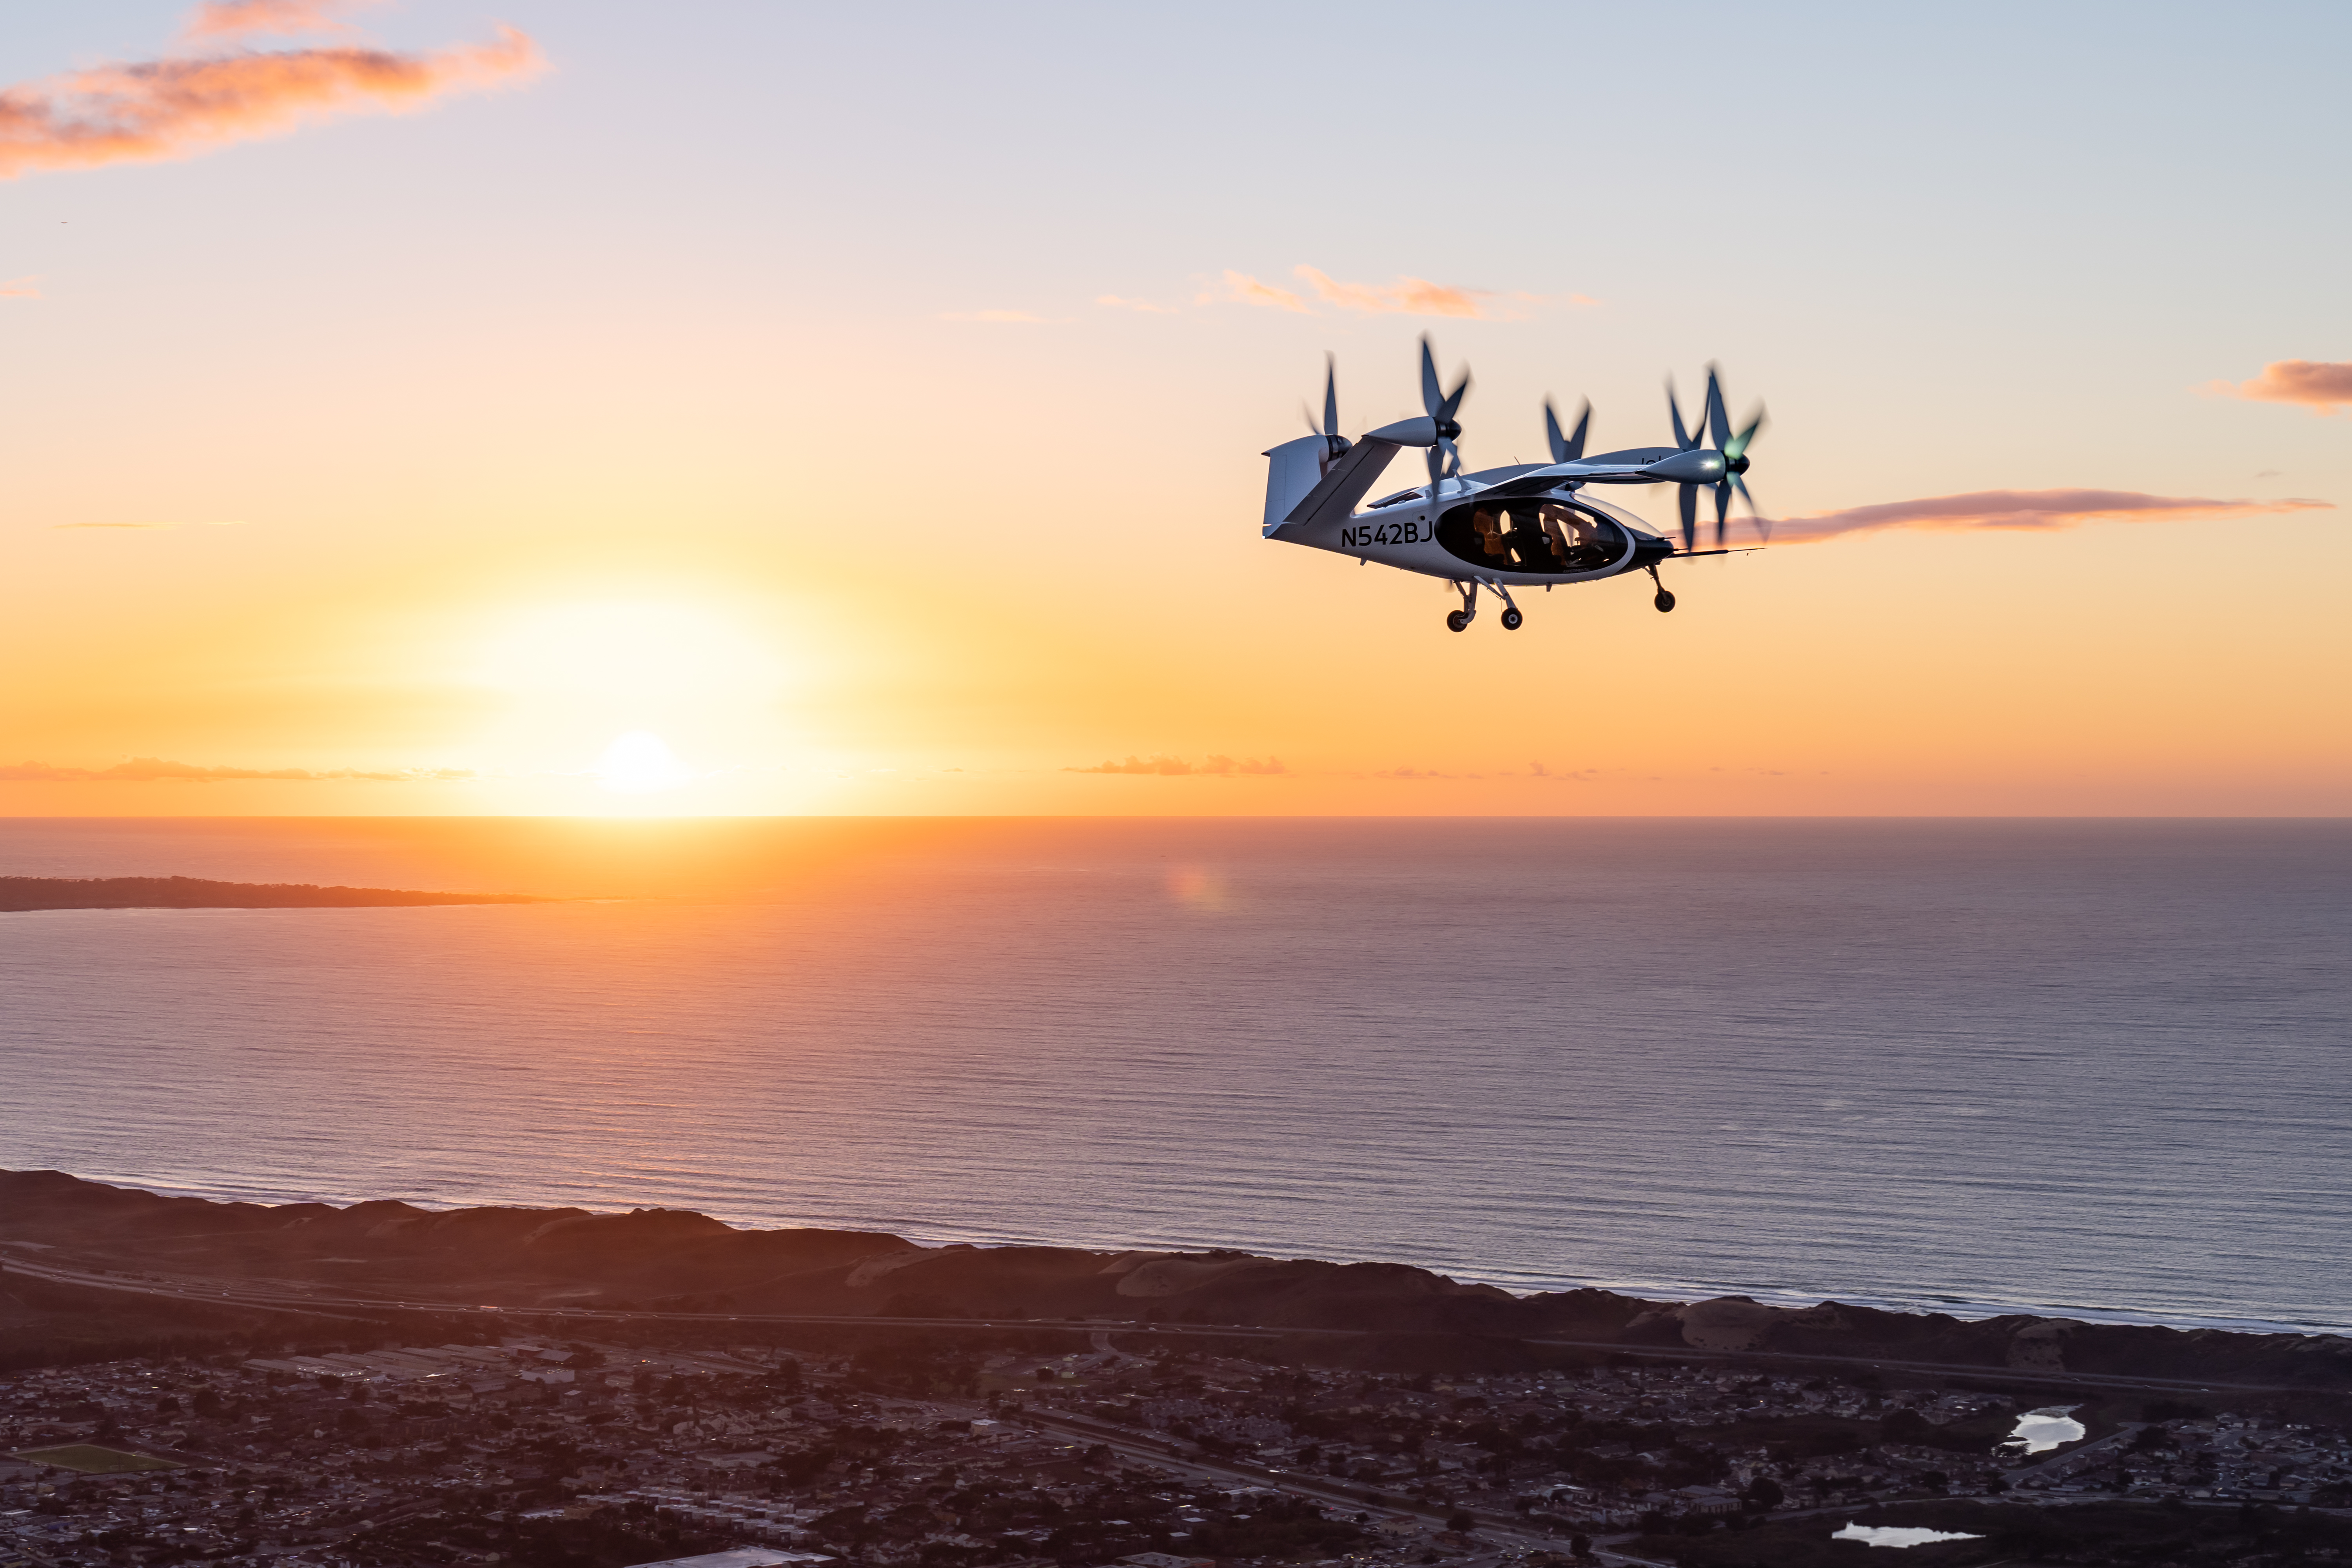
(1262, 340, 1468, 537)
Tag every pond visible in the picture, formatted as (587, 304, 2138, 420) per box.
(2005, 1405, 2088, 1453)
(1832, 1524, 1986, 1548)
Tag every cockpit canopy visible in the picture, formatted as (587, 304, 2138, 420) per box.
(1437, 499, 1627, 575)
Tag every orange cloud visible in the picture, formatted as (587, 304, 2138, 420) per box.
(1294, 265, 1490, 318)
(1199, 270, 1308, 313)
(0, 276, 37, 298)
(0, 21, 543, 181)
(1069, 754, 1287, 776)
(179, 0, 379, 42)
(2217, 360, 2352, 414)
(0, 757, 477, 783)
(1770, 488, 2333, 544)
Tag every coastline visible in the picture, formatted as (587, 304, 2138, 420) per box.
(23, 1166, 2352, 1346)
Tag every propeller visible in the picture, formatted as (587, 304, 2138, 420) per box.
(1419, 336, 1471, 496)
(1543, 396, 1590, 466)
(1702, 362, 1769, 545)
(1666, 379, 1704, 550)
(1300, 353, 1349, 468)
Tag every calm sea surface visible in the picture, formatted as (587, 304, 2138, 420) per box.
(2, 818, 2346, 1334)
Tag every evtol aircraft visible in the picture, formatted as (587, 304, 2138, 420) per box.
(1261, 338, 1769, 631)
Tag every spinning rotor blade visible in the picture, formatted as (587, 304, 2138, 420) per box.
(1419, 336, 1471, 421)
(1677, 483, 1698, 551)
(1667, 381, 1700, 452)
(1699, 364, 1770, 542)
(1724, 407, 1767, 463)
(1416, 335, 1472, 494)
(1734, 473, 1769, 541)
(1438, 372, 1470, 423)
(1543, 397, 1592, 465)
(1302, 352, 1350, 463)
(1704, 365, 1733, 453)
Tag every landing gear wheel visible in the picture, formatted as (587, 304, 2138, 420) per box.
(1653, 590, 1677, 613)
(1446, 610, 1469, 633)
(1500, 608, 1523, 631)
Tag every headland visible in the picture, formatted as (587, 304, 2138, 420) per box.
(0, 877, 545, 913)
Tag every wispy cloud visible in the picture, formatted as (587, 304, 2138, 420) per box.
(1294, 266, 1491, 319)
(2211, 359, 2352, 415)
(179, 0, 380, 42)
(1068, 754, 1287, 777)
(0, 757, 477, 783)
(0, 8, 543, 181)
(1198, 270, 1308, 313)
(0, 276, 38, 298)
(1768, 488, 2333, 544)
(1198, 265, 1586, 319)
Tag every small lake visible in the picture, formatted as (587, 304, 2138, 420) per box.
(2005, 1405, 2088, 1453)
(1832, 1524, 1985, 1548)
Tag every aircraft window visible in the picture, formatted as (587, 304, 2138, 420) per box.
(1436, 500, 1624, 574)
(1368, 489, 1423, 509)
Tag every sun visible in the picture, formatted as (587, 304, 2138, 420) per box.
(593, 731, 693, 792)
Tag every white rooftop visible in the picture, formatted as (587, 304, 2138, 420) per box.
(625, 1552, 829, 1568)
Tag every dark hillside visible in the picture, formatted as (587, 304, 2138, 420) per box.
(0, 875, 544, 911)
(4, 1171, 2348, 1390)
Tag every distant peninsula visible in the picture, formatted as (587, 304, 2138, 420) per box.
(0, 875, 546, 913)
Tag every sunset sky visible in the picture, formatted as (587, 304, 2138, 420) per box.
(2, 0, 2346, 816)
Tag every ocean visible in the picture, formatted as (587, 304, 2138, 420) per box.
(2, 817, 2345, 1335)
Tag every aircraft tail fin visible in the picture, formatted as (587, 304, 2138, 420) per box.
(1261, 435, 1328, 536)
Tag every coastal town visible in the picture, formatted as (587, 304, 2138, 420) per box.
(6, 1329, 2351, 1568)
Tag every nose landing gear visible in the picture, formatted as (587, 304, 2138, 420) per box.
(1645, 564, 1676, 613)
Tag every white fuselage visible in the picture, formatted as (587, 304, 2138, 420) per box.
(1282, 477, 1663, 588)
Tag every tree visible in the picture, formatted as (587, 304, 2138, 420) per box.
(1882, 1408, 1931, 1444)
(1742, 1476, 1785, 1511)
(1570, 1534, 1594, 1561)
(1445, 1512, 1477, 1534)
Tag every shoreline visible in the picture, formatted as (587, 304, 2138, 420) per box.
(30, 1165, 2352, 1343)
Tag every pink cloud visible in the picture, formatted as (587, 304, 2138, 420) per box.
(1770, 488, 2332, 544)
(1294, 265, 1490, 319)
(1199, 270, 1308, 313)
(0, 276, 37, 298)
(1067, 754, 1286, 777)
(2216, 360, 2352, 415)
(178, 0, 380, 42)
(0, 20, 543, 181)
